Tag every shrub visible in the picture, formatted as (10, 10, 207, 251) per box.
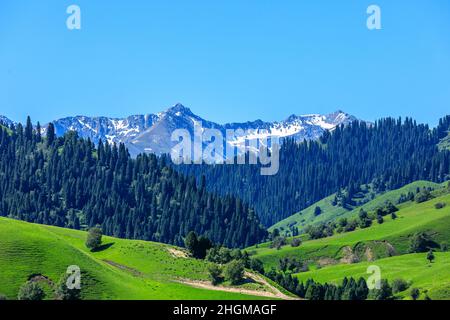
(249, 258, 265, 275)
(314, 206, 322, 216)
(185, 231, 198, 253)
(410, 288, 420, 300)
(291, 238, 301, 247)
(385, 202, 399, 214)
(55, 273, 81, 300)
(196, 236, 213, 259)
(441, 243, 448, 252)
(376, 215, 384, 224)
(206, 246, 233, 264)
(17, 282, 45, 300)
(370, 279, 393, 300)
(270, 236, 286, 250)
(86, 227, 102, 251)
(279, 257, 307, 273)
(427, 249, 435, 263)
(271, 229, 280, 239)
(415, 190, 433, 203)
(434, 202, 446, 209)
(344, 220, 358, 232)
(224, 260, 245, 285)
(184, 231, 212, 259)
(392, 279, 409, 294)
(409, 232, 432, 253)
(359, 217, 372, 229)
(338, 218, 348, 227)
(0, 294, 7, 300)
(208, 265, 223, 286)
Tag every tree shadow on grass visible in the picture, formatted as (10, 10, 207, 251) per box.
(91, 242, 115, 252)
(231, 277, 256, 286)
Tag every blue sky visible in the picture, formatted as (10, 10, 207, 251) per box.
(1, 0, 449, 125)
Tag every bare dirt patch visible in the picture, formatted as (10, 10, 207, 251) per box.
(340, 246, 359, 264)
(177, 272, 299, 300)
(365, 246, 375, 261)
(167, 247, 189, 258)
(103, 259, 144, 277)
(384, 241, 397, 256)
(28, 274, 55, 286)
(318, 257, 338, 267)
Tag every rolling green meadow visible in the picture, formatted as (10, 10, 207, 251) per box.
(2, 0, 450, 303)
(1, 181, 449, 300)
(248, 187, 450, 299)
(294, 252, 450, 300)
(0, 217, 271, 300)
(270, 181, 441, 235)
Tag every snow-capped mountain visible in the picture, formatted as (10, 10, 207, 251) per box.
(0, 115, 14, 127)
(1, 104, 361, 158)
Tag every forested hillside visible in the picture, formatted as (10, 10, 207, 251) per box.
(0, 118, 266, 248)
(179, 116, 450, 226)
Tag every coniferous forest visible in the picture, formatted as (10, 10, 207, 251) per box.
(179, 116, 450, 226)
(0, 118, 267, 248)
(1, 115, 449, 243)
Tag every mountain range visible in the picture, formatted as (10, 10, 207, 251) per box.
(0, 104, 361, 158)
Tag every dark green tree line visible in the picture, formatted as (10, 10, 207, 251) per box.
(0, 119, 266, 248)
(179, 117, 450, 226)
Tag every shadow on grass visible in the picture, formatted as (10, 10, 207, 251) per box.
(91, 242, 115, 252)
(238, 277, 256, 285)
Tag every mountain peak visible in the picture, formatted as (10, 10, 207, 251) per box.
(328, 109, 349, 117)
(286, 114, 299, 121)
(0, 115, 14, 126)
(325, 110, 357, 124)
(37, 106, 364, 158)
(166, 103, 192, 115)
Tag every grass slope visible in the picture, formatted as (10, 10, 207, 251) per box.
(294, 252, 450, 300)
(269, 181, 441, 235)
(0, 217, 269, 300)
(250, 193, 450, 271)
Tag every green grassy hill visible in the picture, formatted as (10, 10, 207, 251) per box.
(294, 252, 450, 300)
(248, 194, 450, 269)
(249, 185, 450, 299)
(269, 181, 442, 236)
(0, 217, 285, 300)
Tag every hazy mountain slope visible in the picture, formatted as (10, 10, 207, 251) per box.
(269, 181, 442, 235)
(179, 118, 450, 226)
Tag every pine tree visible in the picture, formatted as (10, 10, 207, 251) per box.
(46, 122, 55, 146)
(427, 249, 435, 263)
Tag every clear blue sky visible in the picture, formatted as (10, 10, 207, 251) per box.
(1, 0, 449, 125)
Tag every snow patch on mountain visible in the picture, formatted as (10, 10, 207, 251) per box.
(1, 104, 363, 158)
(0, 115, 15, 127)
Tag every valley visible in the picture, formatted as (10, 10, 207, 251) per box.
(0, 217, 286, 300)
(0, 113, 449, 300)
(247, 185, 450, 299)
